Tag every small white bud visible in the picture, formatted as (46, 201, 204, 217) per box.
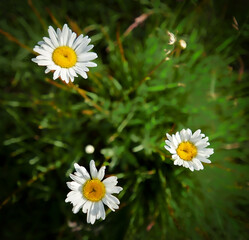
(85, 145, 95, 154)
(164, 49, 171, 55)
(179, 39, 187, 49)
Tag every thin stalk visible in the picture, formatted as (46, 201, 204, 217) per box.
(0, 29, 34, 54)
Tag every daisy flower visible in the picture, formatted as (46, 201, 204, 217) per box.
(164, 129, 214, 171)
(65, 160, 123, 224)
(32, 24, 97, 83)
(167, 31, 176, 45)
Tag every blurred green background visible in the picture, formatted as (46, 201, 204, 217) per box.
(0, 0, 249, 239)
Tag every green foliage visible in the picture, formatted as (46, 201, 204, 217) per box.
(0, 0, 248, 239)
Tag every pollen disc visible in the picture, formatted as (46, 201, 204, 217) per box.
(83, 179, 106, 202)
(176, 141, 197, 161)
(52, 46, 77, 68)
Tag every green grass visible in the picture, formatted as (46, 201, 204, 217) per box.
(0, 0, 249, 239)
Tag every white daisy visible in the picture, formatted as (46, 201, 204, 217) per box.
(167, 31, 176, 45)
(65, 160, 123, 224)
(32, 24, 97, 83)
(164, 129, 214, 171)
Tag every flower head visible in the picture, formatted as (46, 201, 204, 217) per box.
(165, 129, 214, 171)
(167, 31, 176, 45)
(66, 160, 123, 224)
(85, 145, 95, 154)
(32, 24, 97, 83)
(179, 39, 187, 49)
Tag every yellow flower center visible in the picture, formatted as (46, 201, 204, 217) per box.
(82, 179, 106, 202)
(52, 46, 77, 68)
(176, 141, 197, 161)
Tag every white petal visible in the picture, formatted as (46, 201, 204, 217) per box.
(65, 191, 81, 203)
(199, 162, 204, 170)
(60, 68, 67, 81)
(69, 173, 85, 185)
(68, 32, 77, 47)
(53, 68, 61, 80)
(186, 128, 192, 136)
(108, 194, 120, 204)
(72, 34, 84, 49)
(174, 158, 183, 166)
(89, 202, 99, 224)
(166, 133, 173, 142)
(66, 181, 81, 191)
(189, 166, 194, 171)
(74, 163, 91, 180)
(164, 145, 176, 154)
(97, 166, 106, 181)
(198, 148, 214, 157)
(41, 44, 54, 53)
(36, 55, 51, 60)
(75, 62, 90, 72)
(86, 202, 94, 223)
(33, 47, 51, 56)
(104, 194, 120, 209)
(197, 137, 209, 144)
(56, 28, 62, 45)
(75, 37, 91, 53)
(31, 58, 38, 63)
(103, 176, 118, 186)
(93, 202, 103, 221)
(76, 43, 93, 55)
(77, 52, 98, 62)
(90, 160, 98, 179)
(84, 44, 94, 52)
(102, 195, 118, 211)
(205, 148, 214, 155)
(66, 195, 81, 205)
(74, 66, 88, 79)
(65, 69, 71, 83)
(193, 158, 204, 170)
(96, 201, 102, 220)
(48, 26, 59, 48)
(172, 154, 178, 160)
(183, 161, 189, 168)
(82, 200, 92, 214)
(66, 190, 79, 198)
(35, 60, 54, 66)
(46, 64, 60, 71)
(180, 129, 187, 141)
(172, 135, 179, 148)
(84, 62, 97, 67)
(99, 201, 106, 220)
(106, 186, 123, 194)
(192, 162, 200, 170)
(188, 162, 195, 171)
(178, 159, 183, 166)
(175, 132, 181, 143)
(69, 67, 78, 77)
(67, 70, 75, 82)
(192, 129, 201, 138)
(43, 37, 55, 49)
(72, 198, 86, 214)
(165, 140, 173, 148)
(61, 24, 69, 45)
(197, 156, 211, 163)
